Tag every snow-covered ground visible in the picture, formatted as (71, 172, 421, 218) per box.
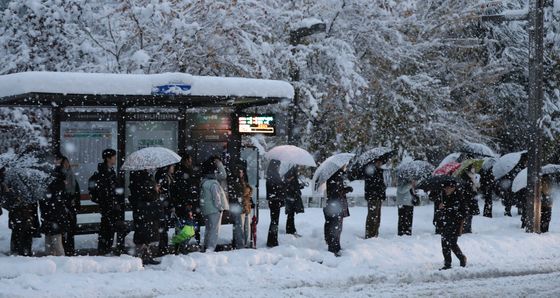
(2, 201, 560, 297)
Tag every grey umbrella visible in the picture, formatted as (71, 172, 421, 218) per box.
(396, 160, 434, 185)
(3, 167, 52, 204)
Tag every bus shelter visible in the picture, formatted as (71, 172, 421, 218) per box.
(0, 72, 293, 234)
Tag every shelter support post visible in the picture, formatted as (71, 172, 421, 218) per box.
(51, 106, 62, 155)
(117, 106, 126, 169)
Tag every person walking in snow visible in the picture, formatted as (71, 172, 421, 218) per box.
(364, 159, 386, 239)
(324, 167, 352, 256)
(435, 181, 468, 270)
(396, 180, 420, 236)
(266, 159, 285, 247)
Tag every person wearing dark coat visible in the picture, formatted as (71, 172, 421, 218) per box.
(173, 153, 202, 244)
(459, 167, 479, 234)
(284, 166, 305, 236)
(266, 159, 285, 247)
(540, 176, 554, 233)
(228, 162, 247, 249)
(129, 170, 161, 265)
(155, 164, 175, 255)
(40, 166, 68, 256)
(479, 167, 494, 218)
(60, 157, 80, 256)
(364, 159, 386, 239)
(435, 182, 468, 270)
(95, 149, 126, 255)
(324, 167, 352, 256)
(1, 167, 36, 256)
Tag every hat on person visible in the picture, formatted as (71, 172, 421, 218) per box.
(102, 149, 117, 159)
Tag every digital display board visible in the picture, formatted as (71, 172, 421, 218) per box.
(238, 115, 275, 135)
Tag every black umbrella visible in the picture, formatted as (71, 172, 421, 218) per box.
(416, 175, 462, 192)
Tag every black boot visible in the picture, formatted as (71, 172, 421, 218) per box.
(460, 255, 467, 267)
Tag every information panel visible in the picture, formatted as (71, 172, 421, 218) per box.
(60, 121, 118, 195)
(238, 115, 275, 135)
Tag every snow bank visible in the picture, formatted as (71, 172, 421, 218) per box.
(3, 202, 560, 297)
(0, 256, 142, 279)
(0, 72, 294, 99)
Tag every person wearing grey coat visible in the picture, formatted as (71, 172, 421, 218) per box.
(200, 157, 229, 252)
(396, 181, 419, 236)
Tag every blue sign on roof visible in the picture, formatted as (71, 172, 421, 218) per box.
(151, 84, 192, 95)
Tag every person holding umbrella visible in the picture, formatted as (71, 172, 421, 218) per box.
(324, 166, 352, 256)
(284, 165, 305, 236)
(395, 160, 433, 236)
(312, 153, 354, 256)
(266, 159, 285, 247)
(129, 169, 161, 265)
(364, 158, 387, 239)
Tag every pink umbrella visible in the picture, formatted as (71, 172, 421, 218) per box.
(433, 161, 461, 176)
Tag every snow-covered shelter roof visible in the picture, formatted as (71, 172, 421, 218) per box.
(0, 72, 294, 107)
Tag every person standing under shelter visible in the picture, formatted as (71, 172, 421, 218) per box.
(60, 156, 80, 256)
(94, 149, 126, 255)
(40, 165, 68, 256)
(199, 157, 229, 252)
(364, 159, 386, 239)
(129, 170, 161, 265)
(155, 164, 175, 255)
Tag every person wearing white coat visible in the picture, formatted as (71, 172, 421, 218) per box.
(396, 180, 419, 236)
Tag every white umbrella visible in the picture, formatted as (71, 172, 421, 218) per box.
(512, 164, 560, 193)
(122, 147, 181, 171)
(492, 151, 527, 180)
(460, 141, 497, 157)
(264, 145, 316, 167)
(312, 153, 355, 191)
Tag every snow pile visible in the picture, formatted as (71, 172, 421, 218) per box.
(3, 201, 560, 296)
(0, 256, 142, 279)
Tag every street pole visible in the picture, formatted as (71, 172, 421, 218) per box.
(525, 0, 545, 233)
